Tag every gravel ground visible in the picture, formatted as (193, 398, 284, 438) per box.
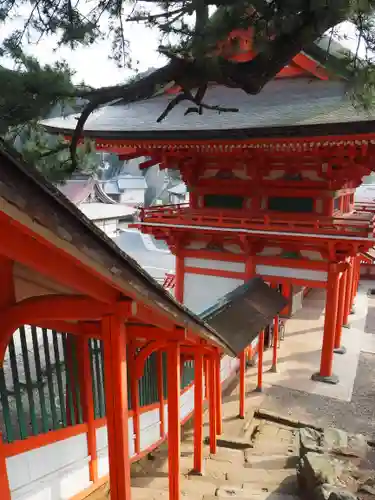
(261, 352, 375, 439)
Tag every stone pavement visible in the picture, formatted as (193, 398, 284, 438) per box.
(85, 280, 375, 499)
(249, 285, 368, 403)
(257, 281, 375, 439)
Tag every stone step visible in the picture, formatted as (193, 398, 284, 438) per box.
(132, 487, 203, 500)
(208, 448, 245, 464)
(244, 454, 299, 470)
(243, 445, 297, 457)
(131, 487, 170, 500)
(131, 476, 169, 490)
(205, 487, 299, 500)
(226, 469, 298, 493)
(131, 475, 219, 496)
(207, 434, 253, 450)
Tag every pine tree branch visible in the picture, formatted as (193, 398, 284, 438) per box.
(68, 3, 353, 171)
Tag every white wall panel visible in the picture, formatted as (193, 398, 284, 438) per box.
(180, 387, 194, 420)
(9, 456, 90, 500)
(256, 265, 327, 283)
(140, 409, 159, 430)
(185, 258, 245, 273)
(97, 448, 109, 479)
(7, 349, 241, 499)
(140, 424, 160, 451)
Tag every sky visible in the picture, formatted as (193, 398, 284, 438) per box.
(0, 5, 362, 90)
(0, 3, 167, 88)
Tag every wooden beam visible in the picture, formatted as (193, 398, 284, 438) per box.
(0, 295, 115, 363)
(0, 217, 119, 304)
(131, 303, 176, 332)
(127, 324, 186, 342)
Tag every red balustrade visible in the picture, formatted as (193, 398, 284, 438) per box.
(136, 205, 375, 239)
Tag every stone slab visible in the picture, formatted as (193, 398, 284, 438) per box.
(258, 287, 368, 402)
(297, 452, 345, 492)
(215, 435, 253, 450)
(243, 454, 299, 470)
(226, 468, 296, 485)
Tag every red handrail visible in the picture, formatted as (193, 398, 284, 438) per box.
(137, 205, 375, 238)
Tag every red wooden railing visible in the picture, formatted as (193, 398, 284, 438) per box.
(137, 205, 375, 239)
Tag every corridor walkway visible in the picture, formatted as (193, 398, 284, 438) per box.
(84, 281, 375, 499)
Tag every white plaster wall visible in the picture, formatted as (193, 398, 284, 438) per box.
(256, 264, 327, 283)
(7, 354, 241, 499)
(180, 387, 195, 421)
(7, 433, 90, 499)
(139, 409, 161, 451)
(185, 258, 245, 273)
(96, 416, 134, 479)
(184, 273, 244, 315)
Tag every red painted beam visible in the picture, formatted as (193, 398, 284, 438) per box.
(0, 216, 119, 304)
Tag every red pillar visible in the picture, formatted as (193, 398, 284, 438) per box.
(130, 345, 140, 455)
(175, 254, 184, 303)
(312, 264, 340, 384)
(239, 350, 246, 419)
(334, 271, 347, 355)
(270, 316, 279, 373)
(327, 198, 334, 215)
(343, 258, 354, 327)
(350, 256, 359, 311)
(280, 284, 291, 317)
(208, 356, 217, 455)
(215, 352, 222, 436)
(255, 330, 265, 392)
(193, 351, 204, 475)
(167, 341, 181, 500)
(102, 315, 131, 500)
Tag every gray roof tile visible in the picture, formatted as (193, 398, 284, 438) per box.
(41, 79, 375, 140)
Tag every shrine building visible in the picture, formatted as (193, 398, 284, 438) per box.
(0, 138, 288, 500)
(0, 140, 234, 500)
(42, 28, 375, 388)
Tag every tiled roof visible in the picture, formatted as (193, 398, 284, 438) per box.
(200, 277, 288, 355)
(41, 79, 375, 140)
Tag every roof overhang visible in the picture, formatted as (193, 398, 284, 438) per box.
(200, 277, 288, 355)
(0, 141, 236, 355)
